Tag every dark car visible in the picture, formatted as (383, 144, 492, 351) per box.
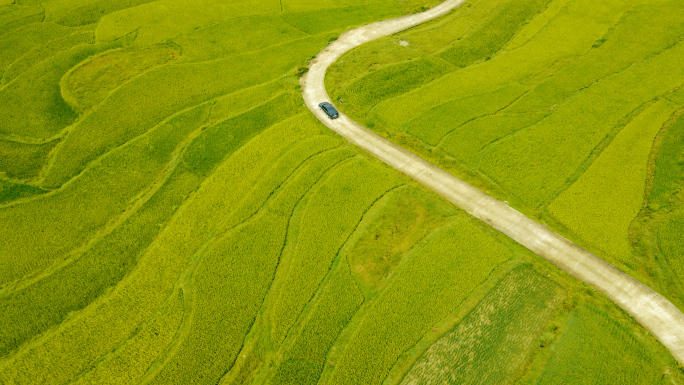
(318, 102, 339, 119)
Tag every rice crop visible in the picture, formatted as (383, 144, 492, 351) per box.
(658, 211, 684, 284)
(0, 139, 60, 180)
(403, 84, 527, 146)
(547, 100, 677, 266)
(43, 34, 331, 187)
(269, 259, 364, 385)
(0, 39, 122, 140)
(332, 56, 454, 118)
(439, 0, 551, 67)
(326, 217, 511, 385)
(61, 43, 180, 113)
(535, 306, 675, 385)
(650, 113, 684, 209)
(266, 157, 404, 347)
(401, 266, 562, 385)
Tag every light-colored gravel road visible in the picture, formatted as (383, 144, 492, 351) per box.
(300, 0, 684, 366)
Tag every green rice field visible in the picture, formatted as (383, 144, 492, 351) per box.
(1, 0, 683, 383)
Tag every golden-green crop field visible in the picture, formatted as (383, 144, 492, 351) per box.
(1, 0, 683, 383)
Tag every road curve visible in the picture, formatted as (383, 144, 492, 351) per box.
(300, 0, 684, 366)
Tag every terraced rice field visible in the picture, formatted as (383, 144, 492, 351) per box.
(329, 0, 684, 310)
(1, 0, 683, 384)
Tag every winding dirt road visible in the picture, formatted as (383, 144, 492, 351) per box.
(300, 0, 684, 366)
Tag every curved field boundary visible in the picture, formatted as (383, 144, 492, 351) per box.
(300, 0, 684, 366)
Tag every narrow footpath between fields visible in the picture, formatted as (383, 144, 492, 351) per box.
(300, 0, 684, 366)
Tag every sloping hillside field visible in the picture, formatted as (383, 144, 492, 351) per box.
(1, 0, 683, 384)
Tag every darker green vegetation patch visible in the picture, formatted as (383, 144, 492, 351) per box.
(0, 139, 60, 180)
(0, 180, 47, 204)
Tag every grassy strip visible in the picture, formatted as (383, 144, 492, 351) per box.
(440, 112, 546, 167)
(56, 0, 158, 27)
(0, 103, 210, 357)
(0, 91, 302, 359)
(547, 99, 678, 267)
(327, 216, 510, 385)
(70, 290, 186, 385)
(95, 0, 279, 45)
(61, 43, 179, 114)
(344, 184, 458, 295)
(479, 40, 684, 207)
(0, 5, 43, 37)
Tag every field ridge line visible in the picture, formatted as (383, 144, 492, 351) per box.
(300, 0, 684, 366)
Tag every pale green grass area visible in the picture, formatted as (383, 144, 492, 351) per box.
(282, 0, 384, 13)
(478, 37, 684, 207)
(54, 0, 159, 27)
(0, 92, 301, 359)
(547, 100, 678, 266)
(325, 217, 511, 385)
(344, 185, 458, 294)
(335, 56, 455, 118)
(69, 290, 186, 385)
(366, 0, 626, 129)
(438, 0, 552, 67)
(0, 4, 43, 36)
(534, 305, 683, 385)
(266, 259, 365, 385)
(0, 102, 209, 308)
(264, 157, 403, 349)
(401, 266, 562, 385)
